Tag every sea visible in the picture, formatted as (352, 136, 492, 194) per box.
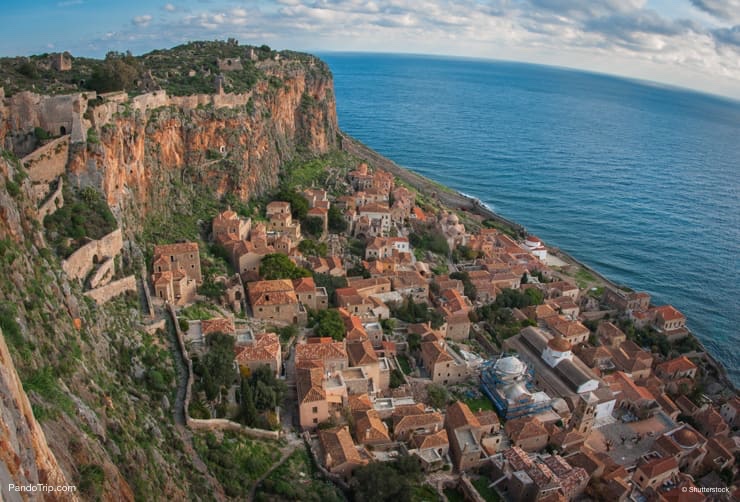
(320, 52, 740, 386)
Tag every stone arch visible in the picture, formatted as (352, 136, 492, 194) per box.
(60, 126, 66, 135)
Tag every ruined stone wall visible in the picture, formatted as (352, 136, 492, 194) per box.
(130, 91, 169, 114)
(88, 256, 115, 289)
(36, 178, 64, 222)
(62, 228, 123, 281)
(90, 101, 119, 129)
(84, 275, 136, 304)
(23, 135, 69, 183)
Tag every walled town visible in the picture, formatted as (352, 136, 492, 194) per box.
(144, 157, 738, 500)
(1, 43, 737, 501)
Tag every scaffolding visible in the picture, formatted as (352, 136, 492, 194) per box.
(480, 356, 552, 420)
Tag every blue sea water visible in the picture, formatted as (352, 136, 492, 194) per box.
(321, 53, 740, 386)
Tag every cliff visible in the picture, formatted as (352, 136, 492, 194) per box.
(0, 46, 337, 501)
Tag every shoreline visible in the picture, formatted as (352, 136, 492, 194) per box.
(338, 132, 737, 393)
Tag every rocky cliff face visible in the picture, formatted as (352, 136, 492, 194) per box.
(67, 65, 336, 220)
(0, 55, 337, 501)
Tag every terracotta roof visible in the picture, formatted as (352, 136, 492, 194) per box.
(347, 340, 378, 366)
(292, 277, 317, 292)
(266, 201, 290, 211)
(394, 411, 444, 434)
(411, 429, 449, 450)
(604, 371, 656, 403)
(656, 356, 697, 375)
(234, 333, 280, 365)
(502, 446, 533, 471)
(360, 203, 391, 214)
(547, 336, 572, 352)
(296, 365, 326, 404)
(153, 241, 199, 256)
(654, 305, 685, 321)
(551, 319, 589, 338)
(318, 427, 364, 467)
(505, 416, 548, 442)
(392, 403, 426, 417)
(693, 406, 729, 436)
(348, 394, 373, 412)
(354, 409, 390, 443)
(445, 401, 481, 430)
(296, 341, 347, 365)
(247, 279, 297, 306)
(635, 456, 678, 480)
(201, 317, 236, 335)
(421, 341, 454, 365)
(474, 410, 500, 427)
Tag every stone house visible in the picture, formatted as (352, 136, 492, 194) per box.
(212, 208, 250, 242)
(152, 270, 197, 306)
(295, 338, 348, 373)
(504, 416, 549, 452)
(153, 242, 202, 283)
(292, 277, 328, 310)
(633, 456, 679, 492)
(247, 279, 306, 325)
(445, 401, 485, 471)
(353, 409, 391, 446)
(420, 340, 469, 385)
(318, 426, 367, 481)
(392, 405, 444, 442)
(234, 332, 282, 376)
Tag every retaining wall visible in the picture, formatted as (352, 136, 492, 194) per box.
(88, 257, 115, 289)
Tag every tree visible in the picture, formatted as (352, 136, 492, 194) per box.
(328, 205, 347, 233)
(407, 332, 421, 353)
(303, 216, 324, 237)
(240, 379, 257, 426)
(273, 188, 308, 220)
(524, 287, 544, 306)
(259, 253, 311, 280)
(347, 263, 371, 279)
(427, 384, 449, 409)
(199, 332, 237, 401)
(298, 239, 327, 257)
(350, 463, 412, 502)
(389, 369, 405, 389)
(309, 309, 345, 340)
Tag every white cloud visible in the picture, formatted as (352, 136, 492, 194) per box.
(77, 0, 739, 98)
(132, 15, 153, 27)
(163, 3, 176, 12)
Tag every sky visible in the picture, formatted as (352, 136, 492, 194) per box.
(1, 0, 739, 99)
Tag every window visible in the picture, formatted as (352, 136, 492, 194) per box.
(313, 418, 318, 424)
(312, 406, 318, 413)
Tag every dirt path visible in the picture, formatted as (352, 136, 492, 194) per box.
(247, 444, 298, 501)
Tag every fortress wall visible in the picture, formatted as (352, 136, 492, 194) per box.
(22, 136, 69, 183)
(88, 257, 115, 289)
(62, 228, 123, 281)
(131, 91, 169, 113)
(36, 178, 64, 222)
